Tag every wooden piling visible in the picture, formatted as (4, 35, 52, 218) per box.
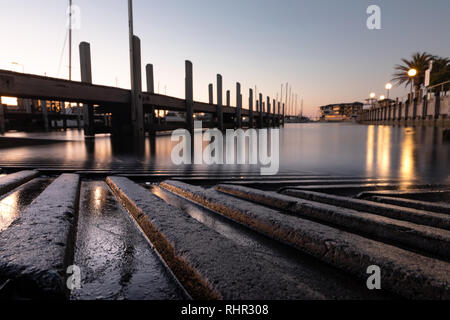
(131, 36, 144, 137)
(217, 74, 223, 131)
(185, 60, 194, 133)
(259, 94, 263, 128)
(236, 82, 242, 128)
(61, 101, 67, 131)
(208, 84, 213, 105)
(226, 90, 230, 107)
(79, 42, 95, 138)
(273, 98, 276, 127)
(40, 100, 49, 132)
(0, 104, 5, 134)
(146, 64, 155, 135)
(76, 102, 81, 130)
(434, 91, 441, 120)
(25, 99, 32, 114)
(249, 88, 254, 128)
(278, 101, 281, 126)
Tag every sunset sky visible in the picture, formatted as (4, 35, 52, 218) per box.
(1, 0, 449, 116)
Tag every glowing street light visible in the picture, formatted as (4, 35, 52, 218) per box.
(385, 83, 392, 99)
(407, 68, 418, 102)
(407, 68, 417, 77)
(368, 92, 377, 109)
(380, 95, 385, 100)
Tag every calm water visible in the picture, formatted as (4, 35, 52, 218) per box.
(1, 123, 449, 183)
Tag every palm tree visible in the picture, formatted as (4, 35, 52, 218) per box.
(392, 52, 434, 93)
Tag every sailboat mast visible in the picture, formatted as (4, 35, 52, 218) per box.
(69, 0, 72, 80)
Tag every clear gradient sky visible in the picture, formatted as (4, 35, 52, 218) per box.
(1, 0, 449, 116)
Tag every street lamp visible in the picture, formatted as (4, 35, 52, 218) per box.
(385, 83, 392, 99)
(407, 68, 417, 103)
(407, 68, 417, 77)
(369, 92, 376, 109)
(380, 95, 385, 100)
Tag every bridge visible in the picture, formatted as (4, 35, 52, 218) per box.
(0, 38, 287, 138)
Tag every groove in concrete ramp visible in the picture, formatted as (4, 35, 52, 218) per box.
(0, 170, 39, 196)
(151, 185, 392, 300)
(370, 196, 450, 215)
(216, 184, 450, 259)
(106, 176, 328, 300)
(72, 181, 186, 300)
(278, 188, 450, 230)
(0, 174, 80, 299)
(222, 179, 406, 190)
(357, 189, 450, 201)
(161, 180, 450, 299)
(280, 183, 442, 196)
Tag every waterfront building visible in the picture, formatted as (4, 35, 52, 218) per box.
(319, 102, 363, 122)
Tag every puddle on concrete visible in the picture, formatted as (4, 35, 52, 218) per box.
(0, 178, 52, 232)
(151, 185, 394, 300)
(72, 181, 186, 300)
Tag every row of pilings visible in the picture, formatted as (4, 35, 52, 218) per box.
(361, 91, 450, 127)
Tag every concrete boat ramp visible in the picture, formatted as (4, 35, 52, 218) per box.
(0, 170, 449, 300)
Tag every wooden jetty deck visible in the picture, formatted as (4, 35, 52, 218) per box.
(0, 169, 449, 300)
(0, 38, 290, 137)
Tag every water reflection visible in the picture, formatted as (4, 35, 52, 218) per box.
(366, 126, 375, 176)
(0, 192, 18, 232)
(378, 126, 391, 178)
(0, 179, 52, 232)
(0, 125, 448, 183)
(399, 129, 415, 186)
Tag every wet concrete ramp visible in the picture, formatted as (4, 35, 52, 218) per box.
(0, 171, 448, 300)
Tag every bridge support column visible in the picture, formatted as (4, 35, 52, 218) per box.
(79, 42, 95, 138)
(185, 60, 194, 134)
(217, 74, 223, 131)
(146, 64, 155, 135)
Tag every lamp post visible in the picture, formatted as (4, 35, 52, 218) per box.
(369, 92, 376, 109)
(407, 68, 417, 104)
(385, 83, 392, 99)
